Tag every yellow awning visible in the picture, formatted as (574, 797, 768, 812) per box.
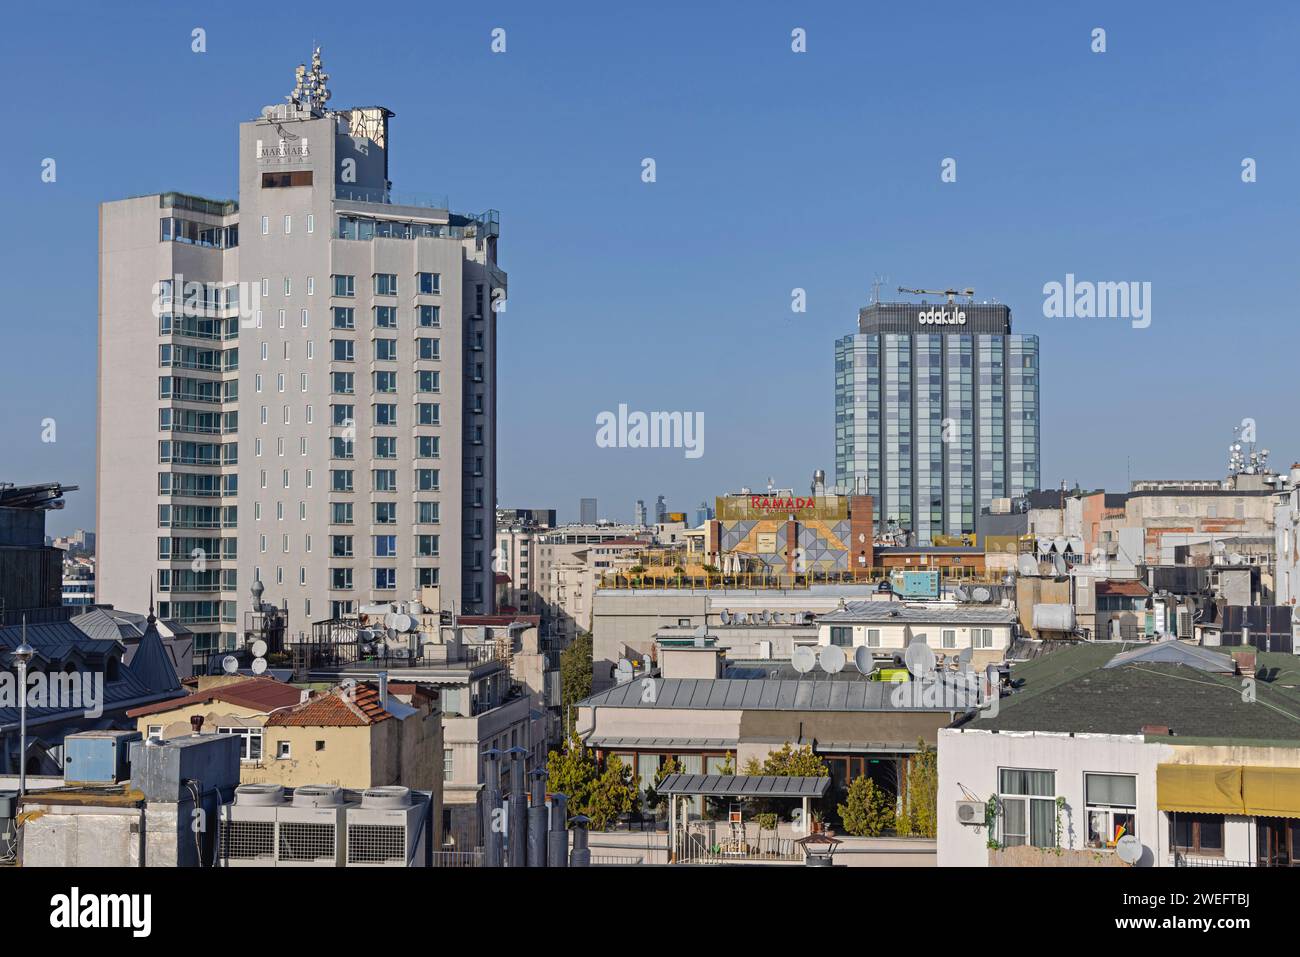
(1157, 765, 1244, 814)
(1243, 767, 1300, 819)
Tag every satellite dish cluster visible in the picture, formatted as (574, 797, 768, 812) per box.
(792, 643, 878, 677)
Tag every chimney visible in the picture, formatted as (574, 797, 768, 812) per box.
(377, 670, 389, 710)
(1140, 724, 1171, 736)
(190, 715, 205, 736)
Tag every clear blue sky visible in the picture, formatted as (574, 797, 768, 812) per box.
(3, 0, 1298, 535)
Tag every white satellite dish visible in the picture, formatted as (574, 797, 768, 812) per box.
(791, 646, 816, 675)
(954, 586, 969, 602)
(720, 610, 732, 625)
(819, 644, 846, 674)
(221, 655, 239, 674)
(251, 657, 268, 675)
(614, 659, 634, 685)
(903, 639, 935, 680)
(250, 639, 268, 658)
(972, 586, 991, 603)
(1115, 834, 1142, 865)
(853, 645, 874, 675)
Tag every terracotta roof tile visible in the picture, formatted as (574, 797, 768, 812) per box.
(126, 677, 303, 718)
(1095, 580, 1151, 597)
(265, 683, 392, 727)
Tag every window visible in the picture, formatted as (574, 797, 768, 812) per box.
(330, 568, 353, 590)
(866, 628, 881, 648)
(374, 502, 397, 524)
(373, 469, 397, 492)
(217, 726, 263, 762)
(330, 469, 353, 492)
(260, 215, 269, 235)
(261, 170, 313, 188)
(443, 748, 454, 782)
(331, 502, 353, 525)
(332, 274, 355, 297)
(332, 339, 355, 362)
(942, 629, 957, 650)
(374, 273, 398, 296)
(1085, 773, 1137, 849)
(374, 371, 398, 393)
(374, 567, 397, 589)
(332, 371, 354, 394)
(416, 435, 439, 458)
(998, 769, 1056, 848)
(973, 628, 994, 649)
(418, 338, 440, 360)
(332, 307, 355, 329)
(418, 272, 441, 294)
(374, 535, 398, 557)
(307, 214, 315, 234)
(418, 305, 440, 327)
(375, 306, 397, 329)
(417, 502, 440, 524)
(416, 535, 439, 557)
(416, 469, 439, 491)
(374, 338, 397, 361)
(374, 436, 397, 459)
(277, 741, 292, 759)
(830, 626, 852, 648)
(374, 403, 397, 426)
(1171, 813, 1224, 857)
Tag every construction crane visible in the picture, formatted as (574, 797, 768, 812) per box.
(897, 286, 974, 304)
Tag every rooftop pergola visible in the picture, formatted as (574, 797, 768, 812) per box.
(657, 774, 832, 863)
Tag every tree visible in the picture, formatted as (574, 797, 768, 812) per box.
(838, 775, 895, 837)
(896, 740, 939, 838)
(741, 744, 828, 821)
(747, 743, 828, 778)
(559, 632, 593, 732)
(584, 755, 638, 830)
(643, 758, 683, 813)
(545, 736, 638, 830)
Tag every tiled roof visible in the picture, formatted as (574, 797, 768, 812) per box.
(126, 677, 302, 718)
(1095, 580, 1151, 597)
(266, 683, 392, 727)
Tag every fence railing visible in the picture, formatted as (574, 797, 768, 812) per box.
(432, 848, 483, 868)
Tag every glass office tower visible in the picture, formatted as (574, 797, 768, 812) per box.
(834, 301, 1039, 544)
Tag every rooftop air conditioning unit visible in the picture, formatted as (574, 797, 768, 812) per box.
(956, 800, 986, 826)
(345, 787, 427, 867)
(220, 784, 286, 867)
(276, 785, 354, 867)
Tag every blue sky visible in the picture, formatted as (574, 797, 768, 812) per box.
(3, 0, 1299, 535)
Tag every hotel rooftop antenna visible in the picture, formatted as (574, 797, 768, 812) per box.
(897, 286, 975, 304)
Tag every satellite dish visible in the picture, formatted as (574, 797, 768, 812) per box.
(614, 659, 634, 685)
(853, 646, 874, 675)
(791, 646, 816, 674)
(954, 586, 969, 602)
(1052, 554, 1068, 576)
(1017, 554, 1038, 577)
(250, 639, 268, 658)
(972, 586, 992, 603)
(251, 657, 268, 675)
(221, 655, 239, 674)
(1115, 834, 1142, 865)
(819, 644, 846, 674)
(720, 610, 732, 625)
(903, 639, 935, 680)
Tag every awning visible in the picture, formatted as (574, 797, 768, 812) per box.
(1158, 764, 1300, 818)
(1243, 767, 1300, 819)
(587, 736, 737, 751)
(1157, 765, 1244, 814)
(655, 773, 830, 799)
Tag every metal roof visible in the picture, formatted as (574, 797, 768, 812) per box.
(655, 773, 830, 799)
(588, 736, 737, 750)
(580, 677, 978, 712)
(818, 601, 1016, 625)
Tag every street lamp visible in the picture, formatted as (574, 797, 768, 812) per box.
(12, 619, 34, 797)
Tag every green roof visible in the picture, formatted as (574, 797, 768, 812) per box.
(971, 642, 1300, 743)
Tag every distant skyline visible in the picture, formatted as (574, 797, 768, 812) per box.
(5, 0, 1299, 536)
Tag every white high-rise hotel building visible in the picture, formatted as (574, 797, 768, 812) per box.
(97, 53, 502, 660)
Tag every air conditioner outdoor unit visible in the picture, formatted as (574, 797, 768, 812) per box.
(220, 784, 286, 867)
(276, 785, 354, 867)
(345, 786, 428, 867)
(956, 800, 986, 826)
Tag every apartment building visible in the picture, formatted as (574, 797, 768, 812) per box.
(97, 52, 503, 659)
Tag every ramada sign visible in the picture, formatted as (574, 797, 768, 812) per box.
(749, 496, 818, 512)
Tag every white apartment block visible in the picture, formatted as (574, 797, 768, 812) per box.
(98, 53, 502, 662)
